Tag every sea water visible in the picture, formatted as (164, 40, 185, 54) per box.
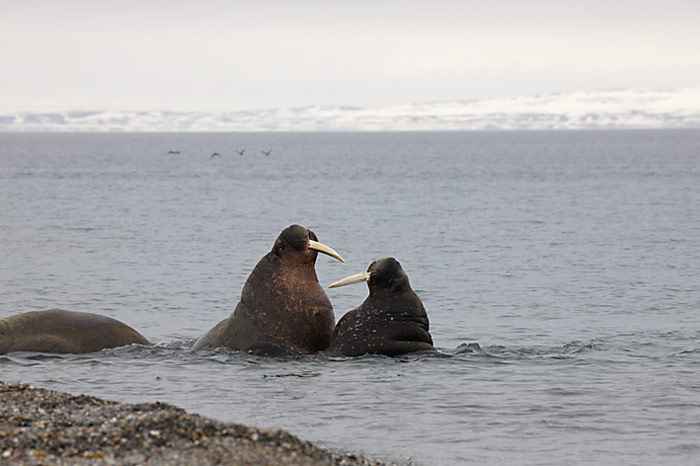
(1, 130, 700, 465)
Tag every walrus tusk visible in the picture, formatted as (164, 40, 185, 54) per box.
(328, 271, 371, 288)
(308, 240, 345, 263)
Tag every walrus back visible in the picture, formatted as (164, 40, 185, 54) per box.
(0, 309, 150, 355)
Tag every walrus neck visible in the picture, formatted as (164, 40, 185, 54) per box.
(276, 257, 318, 280)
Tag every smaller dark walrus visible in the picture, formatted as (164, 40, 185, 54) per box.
(192, 224, 344, 353)
(327, 257, 434, 357)
(0, 309, 150, 355)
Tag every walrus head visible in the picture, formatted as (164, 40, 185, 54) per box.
(272, 224, 344, 265)
(329, 257, 411, 295)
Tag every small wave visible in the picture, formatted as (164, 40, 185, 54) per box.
(447, 340, 599, 361)
(153, 338, 198, 351)
(675, 347, 700, 356)
(63, 226, 102, 232)
(262, 371, 321, 378)
(0, 338, 603, 368)
(14, 353, 69, 361)
(452, 342, 484, 354)
(0, 354, 49, 367)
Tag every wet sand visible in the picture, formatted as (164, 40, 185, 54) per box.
(1, 381, 395, 465)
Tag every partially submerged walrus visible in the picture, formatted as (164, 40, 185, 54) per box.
(0, 309, 150, 355)
(193, 224, 344, 353)
(327, 258, 434, 356)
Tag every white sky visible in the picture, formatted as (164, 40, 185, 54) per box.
(2, 0, 699, 112)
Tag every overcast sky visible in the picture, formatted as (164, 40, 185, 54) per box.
(2, 0, 699, 112)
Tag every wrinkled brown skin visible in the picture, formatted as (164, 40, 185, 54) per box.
(328, 258, 435, 357)
(193, 225, 335, 353)
(0, 309, 150, 355)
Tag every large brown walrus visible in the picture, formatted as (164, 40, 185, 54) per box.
(192, 224, 344, 353)
(0, 309, 150, 355)
(327, 257, 434, 356)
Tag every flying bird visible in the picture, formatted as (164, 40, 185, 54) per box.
(235, 149, 246, 156)
(210, 152, 221, 158)
(261, 149, 272, 156)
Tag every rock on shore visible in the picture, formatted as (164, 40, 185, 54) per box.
(0, 381, 394, 465)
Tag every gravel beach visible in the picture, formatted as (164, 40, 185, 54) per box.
(0, 381, 395, 465)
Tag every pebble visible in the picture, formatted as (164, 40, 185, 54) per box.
(0, 381, 397, 465)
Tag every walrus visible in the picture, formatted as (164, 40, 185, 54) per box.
(192, 224, 344, 353)
(0, 309, 150, 355)
(327, 257, 434, 356)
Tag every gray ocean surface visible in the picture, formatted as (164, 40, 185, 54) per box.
(1, 130, 700, 465)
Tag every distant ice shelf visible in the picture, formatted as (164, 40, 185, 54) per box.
(2, 89, 700, 132)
